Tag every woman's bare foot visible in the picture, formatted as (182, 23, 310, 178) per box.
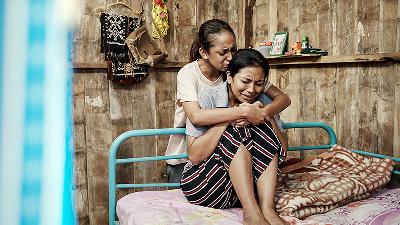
(261, 208, 289, 225)
(243, 210, 270, 225)
(267, 214, 289, 225)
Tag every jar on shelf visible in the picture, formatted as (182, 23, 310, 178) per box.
(255, 41, 272, 57)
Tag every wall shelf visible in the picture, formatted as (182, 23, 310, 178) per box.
(266, 52, 400, 66)
(72, 53, 400, 71)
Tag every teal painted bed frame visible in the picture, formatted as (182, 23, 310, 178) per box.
(108, 122, 400, 225)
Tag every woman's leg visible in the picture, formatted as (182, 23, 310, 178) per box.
(229, 143, 269, 225)
(256, 154, 288, 225)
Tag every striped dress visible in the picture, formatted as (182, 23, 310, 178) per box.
(181, 122, 285, 209)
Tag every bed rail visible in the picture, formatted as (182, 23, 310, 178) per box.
(108, 121, 399, 225)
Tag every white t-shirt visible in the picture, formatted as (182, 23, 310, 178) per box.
(165, 60, 272, 165)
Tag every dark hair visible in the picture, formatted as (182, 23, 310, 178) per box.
(227, 48, 270, 80)
(189, 19, 236, 62)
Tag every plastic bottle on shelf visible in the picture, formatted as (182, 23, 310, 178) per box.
(302, 36, 309, 49)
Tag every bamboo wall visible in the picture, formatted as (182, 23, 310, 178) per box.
(72, 0, 400, 224)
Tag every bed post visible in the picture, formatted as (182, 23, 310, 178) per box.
(109, 137, 119, 225)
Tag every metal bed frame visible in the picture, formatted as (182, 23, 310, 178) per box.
(108, 122, 400, 225)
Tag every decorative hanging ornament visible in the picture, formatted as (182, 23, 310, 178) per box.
(152, 0, 169, 39)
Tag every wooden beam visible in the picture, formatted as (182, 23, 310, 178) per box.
(267, 52, 400, 66)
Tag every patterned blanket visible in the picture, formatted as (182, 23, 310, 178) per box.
(276, 147, 395, 218)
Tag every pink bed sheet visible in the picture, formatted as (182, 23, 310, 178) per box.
(116, 188, 400, 225)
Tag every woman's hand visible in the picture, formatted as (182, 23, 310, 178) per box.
(232, 101, 269, 127)
(241, 101, 266, 125)
(233, 102, 250, 127)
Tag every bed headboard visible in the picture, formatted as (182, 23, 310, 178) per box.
(107, 121, 399, 225)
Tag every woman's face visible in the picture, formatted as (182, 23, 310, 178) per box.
(202, 31, 237, 72)
(228, 66, 266, 104)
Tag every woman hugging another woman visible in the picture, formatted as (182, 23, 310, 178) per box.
(165, 18, 290, 184)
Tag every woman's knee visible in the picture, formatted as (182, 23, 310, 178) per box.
(217, 126, 244, 158)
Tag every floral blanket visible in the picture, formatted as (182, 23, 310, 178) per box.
(275, 148, 395, 218)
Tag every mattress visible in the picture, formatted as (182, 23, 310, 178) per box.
(116, 188, 400, 225)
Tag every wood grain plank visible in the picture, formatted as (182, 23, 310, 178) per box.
(397, 1, 400, 51)
(160, 0, 176, 61)
(394, 63, 400, 157)
(277, 0, 288, 32)
(276, 67, 290, 92)
(330, 0, 338, 55)
(315, 66, 337, 145)
(253, 0, 269, 44)
(299, 67, 318, 158)
(130, 78, 157, 191)
(173, 0, 198, 61)
(244, 0, 257, 47)
(287, 0, 300, 46)
(357, 0, 380, 54)
(280, 68, 301, 159)
(358, 66, 379, 152)
(227, 0, 245, 47)
(173, 0, 200, 61)
(299, 0, 318, 49)
(377, 66, 395, 156)
(155, 71, 177, 183)
(316, 0, 331, 53)
(269, 0, 278, 38)
(335, 66, 360, 149)
(379, 0, 397, 52)
(113, 118, 135, 188)
(336, 0, 357, 55)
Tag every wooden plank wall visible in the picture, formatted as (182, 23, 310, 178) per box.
(73, 0, 399, 224)
(253, 0, 399, 159)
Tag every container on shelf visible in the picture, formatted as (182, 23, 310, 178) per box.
(302, 36, 309, 49)
(255, 41, 272, 57)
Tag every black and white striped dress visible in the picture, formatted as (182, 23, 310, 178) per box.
(181, 83, 285, 209)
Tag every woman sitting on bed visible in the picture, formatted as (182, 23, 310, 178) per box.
(181, 49, 289, 225)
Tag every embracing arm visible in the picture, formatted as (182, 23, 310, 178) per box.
(187, 122, 230, 165)
(269, 118, 288, 157)
(182, 101, 265, 127)
(264, 84, 291, 117)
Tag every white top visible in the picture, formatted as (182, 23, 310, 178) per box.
(165, 60, 272, 165)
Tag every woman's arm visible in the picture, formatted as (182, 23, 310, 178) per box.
(182, 101, 266, 126)
(268, 118, 288, 157)
(264, 84, 291, 118)
(187, 122, 230, 165)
